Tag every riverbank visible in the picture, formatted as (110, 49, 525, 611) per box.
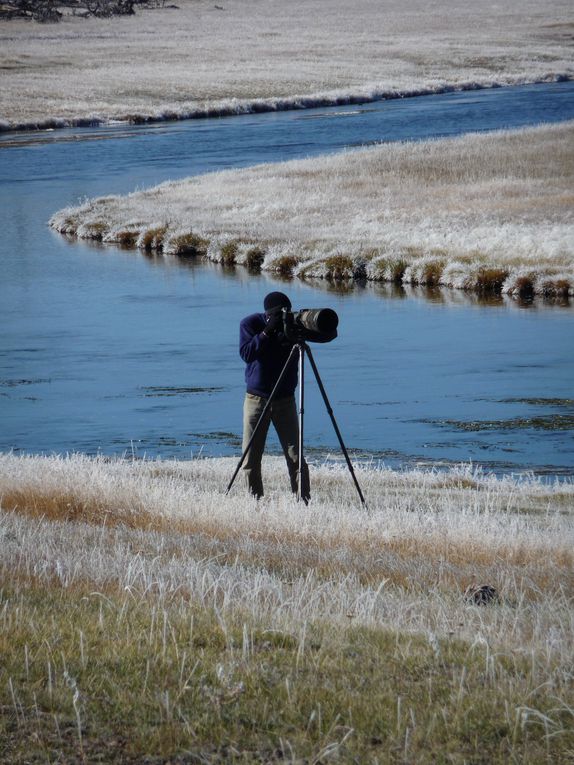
(51, 121, 574, 297)
(1, 452, 573, 761)
(1, 0, 573, 131)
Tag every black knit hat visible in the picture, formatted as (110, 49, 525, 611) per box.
(263, 291, 291, 312)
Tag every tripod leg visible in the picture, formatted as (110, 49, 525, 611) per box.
(304, 344, 368, 509)
(226, 343, 300, 496)
(297, 340, 306, 504)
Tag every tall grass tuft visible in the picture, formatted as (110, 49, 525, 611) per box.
(323, 254, 353, 279)
(244, 246, 265, 271)
(474, 266, 509, 292)
(138, 224, 168, 252)
(421, 259, 445, 286)
(541, 276, 571, 297)
(164, 232, 209, 258)
(274, 254, 299, 275)
(220, 240, 239, 266)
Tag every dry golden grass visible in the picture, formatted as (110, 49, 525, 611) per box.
(2, 454, 572, 597)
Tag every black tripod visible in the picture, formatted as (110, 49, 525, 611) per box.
(226, 340, 367, 507)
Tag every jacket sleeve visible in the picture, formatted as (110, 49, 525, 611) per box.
(239, 315, 270, 363)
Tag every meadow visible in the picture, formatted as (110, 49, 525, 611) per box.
(1, 452, 573, 762)
(0, 0, 573, 130)
(51, 121, 574, 297)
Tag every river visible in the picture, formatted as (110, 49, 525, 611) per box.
(1, 82, 573, 476)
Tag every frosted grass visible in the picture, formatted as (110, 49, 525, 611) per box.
(1, 0, 572, 131)
(1, 453, 572, 671)
(51, 122, 574, 295)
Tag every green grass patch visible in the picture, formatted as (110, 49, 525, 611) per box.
(1, 580, 572, 764)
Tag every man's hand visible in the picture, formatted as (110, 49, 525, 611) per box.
(263, 311, 283, 337)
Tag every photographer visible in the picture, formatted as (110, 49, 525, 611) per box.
(239, 291, 310, 503)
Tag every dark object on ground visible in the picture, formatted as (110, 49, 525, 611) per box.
(464, 583, 499, 605)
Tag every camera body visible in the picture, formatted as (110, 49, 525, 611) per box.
(282, 307, 338, 344)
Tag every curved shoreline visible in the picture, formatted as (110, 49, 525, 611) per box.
(1, 73, 572, 135)
(50, 122, 574, 299)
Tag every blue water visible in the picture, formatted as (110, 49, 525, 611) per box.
(1, 82, 573, 475)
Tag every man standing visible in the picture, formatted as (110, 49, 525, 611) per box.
(239, 291, 310, 502)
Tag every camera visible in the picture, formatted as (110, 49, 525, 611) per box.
(282, 307, 338, 343)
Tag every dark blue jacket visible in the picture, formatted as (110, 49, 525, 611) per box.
(239, 312, 298, 398)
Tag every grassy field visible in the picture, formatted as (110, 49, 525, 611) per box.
(0, 0, 572, 130)
(1, 453, 573, 762)
(51, 121, 574, 297)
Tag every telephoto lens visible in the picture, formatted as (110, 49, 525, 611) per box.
(297, 308, 339, 334)
(283, 307, 339, 343)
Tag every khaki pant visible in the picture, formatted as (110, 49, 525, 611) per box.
(242, 393, 310, 501)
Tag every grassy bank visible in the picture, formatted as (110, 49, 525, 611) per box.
(51, 122, 574, 297)
(1, 453, 573, 762)
(1, 0, 572, 131)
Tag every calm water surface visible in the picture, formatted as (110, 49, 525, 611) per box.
(1, 82, 573, 475)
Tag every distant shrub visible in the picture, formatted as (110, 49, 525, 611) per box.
(0, 0, 146, 23)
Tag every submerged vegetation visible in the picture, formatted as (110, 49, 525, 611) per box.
(434, 414, 574, 431)
(51, 122, 574, 298)
(0, 453, 573, 761)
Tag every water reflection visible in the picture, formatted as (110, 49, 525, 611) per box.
(314, 277, 570, 310)
(142, 252, 572, 311)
